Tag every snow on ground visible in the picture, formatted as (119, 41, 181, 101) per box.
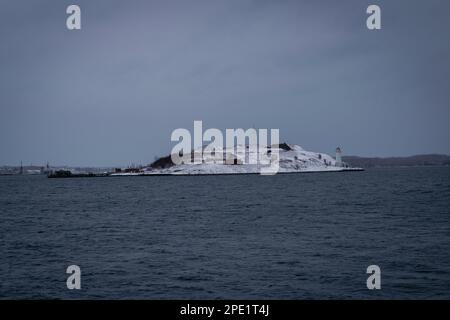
(112, 144, 361, 176)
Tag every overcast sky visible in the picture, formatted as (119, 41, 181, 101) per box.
(1, 0, 449, 166)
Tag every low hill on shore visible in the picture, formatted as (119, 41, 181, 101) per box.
(343, 154, 450, 168)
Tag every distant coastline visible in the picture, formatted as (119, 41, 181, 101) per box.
(343, 154, 450, 168)
(1, 154, 449, 176)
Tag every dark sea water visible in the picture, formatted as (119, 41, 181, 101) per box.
(1, 167, 450, 299)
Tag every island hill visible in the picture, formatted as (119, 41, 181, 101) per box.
(110, 143, 362, 176)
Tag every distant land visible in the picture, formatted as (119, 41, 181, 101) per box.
(0, 165, 112, 176)
(1, 154, 449, 176)
(343, 154, 450, 168)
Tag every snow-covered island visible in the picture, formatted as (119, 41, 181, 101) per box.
(111, 143, 363, 176)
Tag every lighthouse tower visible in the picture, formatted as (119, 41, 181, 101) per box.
(335, 147, 342, 167)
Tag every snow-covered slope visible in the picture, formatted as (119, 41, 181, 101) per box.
(112, 144, 362, 176)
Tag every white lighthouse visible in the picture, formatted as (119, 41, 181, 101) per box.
(335, 147, 342, 167)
